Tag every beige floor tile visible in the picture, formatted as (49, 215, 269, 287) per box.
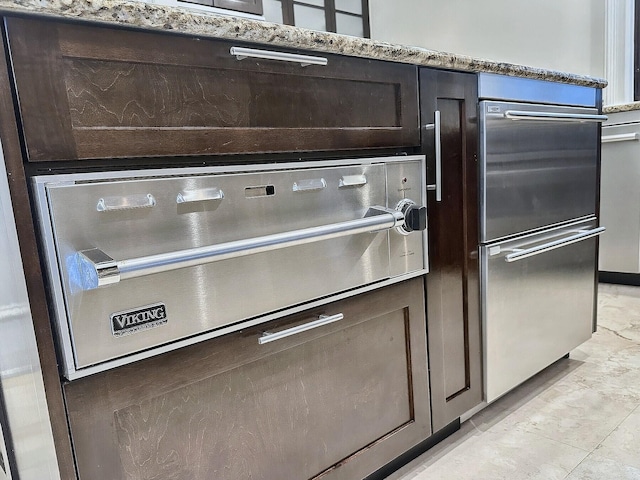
(485, 375, 638, 451)
(470, 357, 583, 433)
(406, 429, 587, 480)
(564, 453, 640, 480)
(571, 327, 636, 364)
(593, 406, 640, 470)
(383, 420, 482, 480)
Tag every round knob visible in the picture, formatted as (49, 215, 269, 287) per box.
(396, 199, 427, 235)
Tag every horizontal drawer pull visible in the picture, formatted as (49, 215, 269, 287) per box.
(601, 133, 639, 143)
(230, 46, 328, 67)
(504, 227, 605, 263)
(503, 110, 608, 123)
(96, 194, 155, 212)
(72, 206, 405, 290)
(176, 187, 224, 204)
(258, 313, 345, 344)
(293, 178, 327, 192)
(339, 175, 367, 188)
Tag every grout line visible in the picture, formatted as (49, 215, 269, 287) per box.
(593, 401, 640, 450)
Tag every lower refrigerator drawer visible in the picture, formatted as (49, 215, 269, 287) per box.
(481, 218, 601, 402)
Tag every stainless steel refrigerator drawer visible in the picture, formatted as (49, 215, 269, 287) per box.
(480, 101, 601, 243)
(599, 122, 640, 273)
(482, 218, 601, 402)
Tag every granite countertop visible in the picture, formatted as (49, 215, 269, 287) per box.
(603, 102, 640, 114)
(0, 0, 607, 89)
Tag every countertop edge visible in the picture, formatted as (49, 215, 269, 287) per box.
(0, 0, 607, 89)
(603, 102, 640, 114)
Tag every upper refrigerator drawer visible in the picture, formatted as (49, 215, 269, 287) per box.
(4, 17, 419, 162)
(479, 101, 604, 243)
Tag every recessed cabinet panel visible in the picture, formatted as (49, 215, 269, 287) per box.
(64, 279, 431, 480)
(5, 17, 419, 162)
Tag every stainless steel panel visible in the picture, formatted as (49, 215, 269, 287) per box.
(599, 122, 640, 273)
(386, 160, 427, 277)
(482, 218, 597, 402)
(478, 73, 598, 107)
(480, 101, 599, 242)
(35, 157, 427, 376)
(0, 141, 59, 479)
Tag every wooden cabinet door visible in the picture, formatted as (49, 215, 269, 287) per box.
(63, 278, 430, 480)
(5, 17, 419, 162)
(420, 69, 482, 432)
(214, 0, 263, 14)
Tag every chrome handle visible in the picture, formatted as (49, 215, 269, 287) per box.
(339, 175, 367, 188)
(97, 194, 155, 212)
(425, 111, 442, 202)
(176, 187, 224, 204)
(601, 133, 639, 143)
(503, 110, 608, 123)
(258, 313, 344, 344)
(293, 178, 327, 192)
(504, 227, 605, 263)
(230, 47, 328, 67)
(73, 206, 405, 290)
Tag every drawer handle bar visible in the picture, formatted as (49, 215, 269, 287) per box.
(258, 313, 345, 345)
(602, 133, 639, 143)
(503, 110, 608, 123)
(504, 227, 605, 263)
(73, 206, 404, 290)
(230, 46, 328, 67)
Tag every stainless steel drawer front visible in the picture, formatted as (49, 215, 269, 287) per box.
(34, 157, 427, 378)
(480, 101, 600, 243)
(482, 218, 599, 402)
(599, 122, 640, 273)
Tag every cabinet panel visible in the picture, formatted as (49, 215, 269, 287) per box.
(64, 278, 430, 480)
(420, 69, 482, 432)
(5, 17, 419, 161)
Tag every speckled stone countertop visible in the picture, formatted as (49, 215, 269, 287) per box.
(604, 102, 640, 114)
(0, 0, 607, 88)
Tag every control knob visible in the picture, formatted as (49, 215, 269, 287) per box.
(396, 199, 427, 235)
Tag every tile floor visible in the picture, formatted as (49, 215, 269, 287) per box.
(386, 283, 640, 480)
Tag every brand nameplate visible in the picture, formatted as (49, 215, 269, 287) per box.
(110, 303, 167, 337)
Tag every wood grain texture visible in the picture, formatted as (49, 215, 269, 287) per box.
(420, 68, 482, 433)
(64, 279, 430, 480)
(3, 17, 77, 160)
(0, 25, 77, 480)
(6, 16, 419, 161)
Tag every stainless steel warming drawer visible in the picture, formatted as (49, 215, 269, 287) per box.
(33, 156, 428, 379)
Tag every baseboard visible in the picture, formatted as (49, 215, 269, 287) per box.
(599, 271, 640, 286)
(364, 418, 461, 480)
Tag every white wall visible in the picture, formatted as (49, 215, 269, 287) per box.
(369, 0, 606, 79)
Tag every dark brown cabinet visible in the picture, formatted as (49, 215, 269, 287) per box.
(63, 278, 430, 480)
(5, 17, 419, 162)
(419, 69, 482, 432)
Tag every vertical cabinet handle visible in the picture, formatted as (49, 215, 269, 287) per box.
(425, 111, 442, 202)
